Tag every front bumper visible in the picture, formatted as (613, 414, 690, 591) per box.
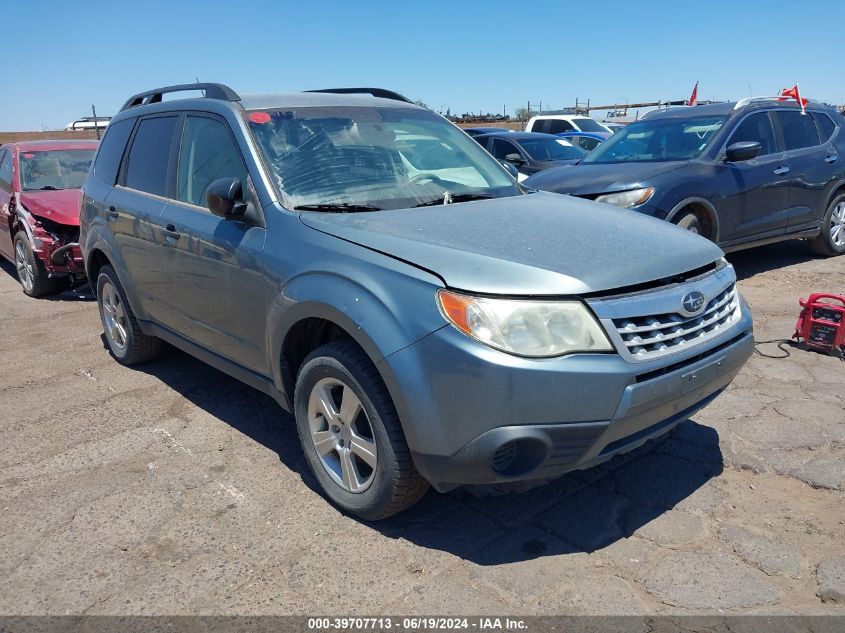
(381, 299, 753, 492)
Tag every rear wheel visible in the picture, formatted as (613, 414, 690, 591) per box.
(96, 265, 162, 365)
(13, 233, 65, 297)
(810, 194, 845, 256)
(674, 211, 704, 236)
(294, 340, 429, 520)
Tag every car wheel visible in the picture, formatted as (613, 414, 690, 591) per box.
(294, 340, 429, 520)
(810, 194, 845, 256)
(675, 211, 703, 235)
(96, 264, 162, 365)
(13, 232, 65, 297)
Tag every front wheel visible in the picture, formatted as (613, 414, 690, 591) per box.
(293, 340, 429, 520)
(674, 211, 703, 236)
(13, 233, 65, 297)
(810, 194, 845, 256)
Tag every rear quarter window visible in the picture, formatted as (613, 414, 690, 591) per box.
(811, 112, 836, 142)
(92, 118, 134, 186)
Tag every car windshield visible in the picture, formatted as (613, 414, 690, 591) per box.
(520, 138, 586, 162)
(19, 149, 95, 191)
(583, 116, 726, 164)
(247, 106, 520, 210)
(573, 118, 608, 133)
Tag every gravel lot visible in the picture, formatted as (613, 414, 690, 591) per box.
(0, 241, 843, 617)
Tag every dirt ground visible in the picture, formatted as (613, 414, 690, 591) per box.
(0, 241, 843, 617)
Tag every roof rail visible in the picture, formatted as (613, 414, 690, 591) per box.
(733, 95, 818, 110)
(120, 83, 241, 112)
(305, 87, 413, 104)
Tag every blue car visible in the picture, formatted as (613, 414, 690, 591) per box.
(527, 98, 845, 257)
(556, 131, 607, 152)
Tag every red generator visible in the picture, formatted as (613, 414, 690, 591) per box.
(794, 293, 845, 357)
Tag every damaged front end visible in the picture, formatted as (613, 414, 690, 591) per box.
(15, 196, 85, 283)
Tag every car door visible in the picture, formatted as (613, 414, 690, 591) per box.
(717, 111, 791, 243)
(110, 114, 179, 324)
(774, 110, 836, 233)
(0, 149, 14, 260)
(159, 113, 270, 375)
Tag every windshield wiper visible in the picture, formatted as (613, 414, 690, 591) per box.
(34, 186, 64, 191)
(413, 193, 495, 208)
(293, 203, 382, 212)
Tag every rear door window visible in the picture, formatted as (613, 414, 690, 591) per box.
(93, 118, 134, 186)
(176, 115, 249, 209)
(729, 112, 778, 156)
(774, 110, 820, 151)
(124, 116, 178, 196)
(547, 119, 573, 134)
(531, 120, 547, 133)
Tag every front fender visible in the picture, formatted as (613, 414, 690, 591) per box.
(268, 268, 444, 394)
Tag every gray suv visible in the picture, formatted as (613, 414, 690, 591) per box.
(80, 83, 754, 519)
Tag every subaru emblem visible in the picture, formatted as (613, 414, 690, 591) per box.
(682, 291, 706, 315)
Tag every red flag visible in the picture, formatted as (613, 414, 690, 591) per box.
(778, 84, 807, 113)
(688, 81, 698, 106)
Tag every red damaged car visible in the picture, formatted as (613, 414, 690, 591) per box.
(0, 140, 97, 296)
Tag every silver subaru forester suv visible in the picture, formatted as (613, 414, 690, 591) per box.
(80, 84, 754, 519)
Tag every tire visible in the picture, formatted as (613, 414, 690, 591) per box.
(96, 265, 162, 365)
(810, 193, 845, 257)
(13, 232, 66, 297)
(293, 340, 429, 520)
(674, 211, 704, 236)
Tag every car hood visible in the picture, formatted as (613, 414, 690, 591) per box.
(524, 161, 685, 196)
(19, 189, 82, 227)
(299, 192, 723, 295)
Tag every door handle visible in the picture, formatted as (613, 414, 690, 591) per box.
(106, 205, 118, 220)
(825, 154, 838, 163)
(773, 166, 790, 175)
(162, 224, 181, 241)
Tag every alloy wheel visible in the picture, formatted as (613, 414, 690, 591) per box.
(100, 281, 128, 352)
(14, 241, 34, 294)
(307, 377, 378, 493)
(831, 201, 845, 248)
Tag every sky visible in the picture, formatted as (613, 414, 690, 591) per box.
(4, 0, 844, 131)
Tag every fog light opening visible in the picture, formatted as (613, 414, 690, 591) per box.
(491, 438, 547, 477)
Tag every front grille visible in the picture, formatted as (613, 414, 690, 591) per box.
(612, 284, 741, 361)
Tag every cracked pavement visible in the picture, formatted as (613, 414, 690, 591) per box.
(0, 241, 843, 616)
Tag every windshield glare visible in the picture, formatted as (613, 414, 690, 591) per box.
(20, 149, 95, 191)
(246, 106, 520, 210)
(521, 138, 586, 162)
(583, 115, 726, 164)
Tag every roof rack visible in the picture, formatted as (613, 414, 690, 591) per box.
(120, 83, 241, 112)
(305, 87, 413, 104)
(733, 96, 818, 110)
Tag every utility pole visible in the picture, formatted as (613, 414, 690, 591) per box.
(92, 104, 100, 140)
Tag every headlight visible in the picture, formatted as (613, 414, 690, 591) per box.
(437, 290, 613, 357)
(595, 187, 654, 208)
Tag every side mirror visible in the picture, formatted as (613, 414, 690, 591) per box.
(499, 161, 519, 178)
(207, 177, 247, 219)
(504, 152, 525, 165)
(725, 141, 761, 162)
